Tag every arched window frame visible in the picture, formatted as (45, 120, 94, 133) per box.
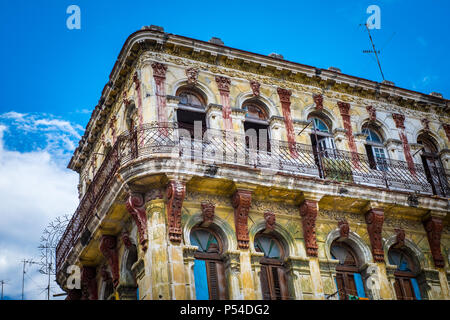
(330, 240, 367, 300)
(190, 227, 228, 300)
(362, 124, 388, 171)
(242, 99, 271, 152)
(388, 247, 422, 300)
(308, 114, 336, 153)
(254, 233, 289, 300)
(175, 87, 208, 139)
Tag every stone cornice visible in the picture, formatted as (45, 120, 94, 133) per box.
(68, 28, 450, 172)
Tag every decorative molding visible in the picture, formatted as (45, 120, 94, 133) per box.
(365, 208, 385, 263)
(250, 80, 260, 96)
(125, 193, 148, 251)
(423, 216, 445, 268)
(201, 201, 215, 226)
(166, 180, 186, 243)
(185, 67, 199, 85)
(313, 94, 323, 110)
(99, 235, 120, 288)
(263, 211, 276, 233)
(232, 189, 253, 249)
(299, 199, 318, 257)
(81, 266, 98, 300)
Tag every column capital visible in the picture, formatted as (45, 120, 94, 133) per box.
(299, 198, 319, 257)
(300, 192, 323, 203)
(364, 206, 385, 263)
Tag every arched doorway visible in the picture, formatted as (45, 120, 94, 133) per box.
(242, 100, 270, 152)
(362, 124, 388, 171)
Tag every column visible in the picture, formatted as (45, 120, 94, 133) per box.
(277, 87, 297, 157)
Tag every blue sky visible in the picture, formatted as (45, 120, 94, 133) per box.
(0, 0, 449, 299)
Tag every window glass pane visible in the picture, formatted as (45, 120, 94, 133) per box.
(364, 128, 383, 143)
(313, 118, 329, 133)
(388, 249, 412, 272)
(255, 236, 281, 259)
(190, 229, 218, 253)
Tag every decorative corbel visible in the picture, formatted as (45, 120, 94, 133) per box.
(366, 105, 377, 122)
(421, 118, 430, 131)
(126, 193, 148, 251)
(201, 201, 215, 227)
(186, 67, 199, 85)
(393, 228, 405, 248)
(166, 180, 186, 243)
(423, 215, 445, 268)
(250, 80, 260, 96)
(232, 189, 252, 249)
(81, 266, 98, 300)
(99, 235, 120, 288)
(263, 211, 276, 233)
(299, 199, 319, 257)
(365, 207, 385, 263)
(313, 94, 324, 110)
(338, 219, 350, 240)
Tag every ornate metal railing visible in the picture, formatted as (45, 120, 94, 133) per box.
(56, 123, 449, 272)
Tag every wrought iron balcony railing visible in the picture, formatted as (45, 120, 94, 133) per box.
(56, 123, 449, 273)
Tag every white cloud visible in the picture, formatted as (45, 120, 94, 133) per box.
(0, 120, 80, 300)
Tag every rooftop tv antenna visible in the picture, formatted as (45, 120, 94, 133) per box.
(362, 23, 385, 81)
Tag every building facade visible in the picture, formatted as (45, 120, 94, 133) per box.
(56, 26, 450, 300)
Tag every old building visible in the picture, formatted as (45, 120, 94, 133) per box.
(56, 26, 450, 300)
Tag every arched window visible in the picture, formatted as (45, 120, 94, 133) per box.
(362, 124, 388, 171)
(417, 134, 448, 196)
(388, 248, 422, 300)
(243, 100, 270, 152)
(308, 114, 336, 153)
(176, 87, 207, 138)
(331, 241, 367, 300)
(255, 234, 289, 300)
(190, 228, 228, 300)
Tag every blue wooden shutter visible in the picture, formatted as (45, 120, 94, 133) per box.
(410, 278, 421, 300)
(353, 273, 366, 298)
(334, 277, 340, 300)
(194, 259, 209, 300)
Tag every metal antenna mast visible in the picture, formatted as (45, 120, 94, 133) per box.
(21, 259, 39, 300)
(363, 23, 385, 81)
(0, 280, 8, 300)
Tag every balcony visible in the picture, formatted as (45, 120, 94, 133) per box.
(56, 122, 450, 273)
